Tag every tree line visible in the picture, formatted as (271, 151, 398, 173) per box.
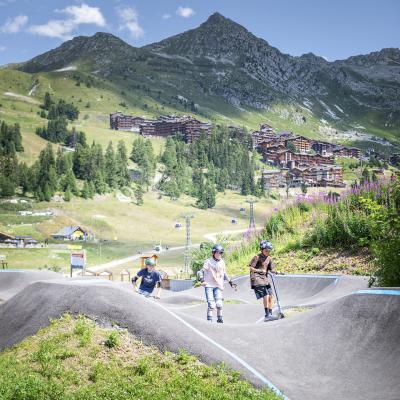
(36, 92, 83, 146)
(0, 115, 131, 201)
(0, 120, 24, 196)
(129, 126, 263, 209)
(2, 94, 263, 209)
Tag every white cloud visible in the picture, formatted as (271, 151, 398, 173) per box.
(162, 14, 171, 20)
(116, 6, 144, 39)
(60, 3, 106, 26)
(0, 45, 6, 52)
(0, 15, 28, 33)
(28, 3, 106, 40)
(28, 19, 75, 40)
(176, 6, 195, 18)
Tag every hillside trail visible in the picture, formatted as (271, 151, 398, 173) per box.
(79, 228, 260, 274)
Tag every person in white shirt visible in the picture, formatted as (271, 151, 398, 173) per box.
(197, 244, 236, 323)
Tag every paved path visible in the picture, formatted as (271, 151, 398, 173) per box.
(86, 244, 192, 273)
(1, 270, 399, 400)
(85, 227, 260, 273)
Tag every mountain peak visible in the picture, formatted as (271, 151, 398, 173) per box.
(200, 12, 247, 33)
(204, 12, 228, 24)
(144, 11, 265, 62)
(19, 31, 135, 73)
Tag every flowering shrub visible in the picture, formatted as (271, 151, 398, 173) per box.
(305, 176, 400, 286)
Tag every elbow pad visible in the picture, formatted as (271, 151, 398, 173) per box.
(132, 276, 139, 283)
(197, 270, 204, 282)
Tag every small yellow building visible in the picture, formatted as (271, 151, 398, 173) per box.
(52, 226, 87, 241)
(139, 254, 159, 267)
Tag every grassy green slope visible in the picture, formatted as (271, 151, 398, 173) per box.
(0, 67, 334, 166)
(0, 189, 283, 272)
(0, 314, 280, 400)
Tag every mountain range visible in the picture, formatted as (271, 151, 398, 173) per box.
(5, 12, 400, 145)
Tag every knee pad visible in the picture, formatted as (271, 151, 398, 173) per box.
(207, 301, 216, 310)
(216, 299, 223, 309)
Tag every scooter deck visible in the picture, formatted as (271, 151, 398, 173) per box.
(264, 316, 284, 322)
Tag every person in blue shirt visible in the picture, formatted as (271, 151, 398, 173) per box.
(132, 258, 162, 299)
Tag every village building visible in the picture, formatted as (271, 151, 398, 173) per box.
(311, 140, 336, 156)
(261, 170, 286, 188)
(52, 226, 87, 241)
(251, 131, 276, 147)
(262, 147, 334, 167)
(184, 118, 212, 143)
(110, 113, 211, 143)
(284, 135, 313, 153)
(331, 145, 361, 158)
(256, 131, 294, 150)
(0, 232, 38, 248)
(289, 165, 344, 187)
(260, 123, 275, 134)
(109, 113, 145, 131)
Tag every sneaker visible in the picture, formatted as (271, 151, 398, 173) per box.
(264, 315, 273, 322)
(217, 318, 224, 324)
(207, 317, 212, 322)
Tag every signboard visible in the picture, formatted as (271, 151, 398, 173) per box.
(68, 245, 82, 250)
(70, 251, 85, 277)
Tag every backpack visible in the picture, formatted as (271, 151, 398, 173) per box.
(249, 255, 271, 288)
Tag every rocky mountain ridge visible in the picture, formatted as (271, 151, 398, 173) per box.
(11, 12, 400, 137)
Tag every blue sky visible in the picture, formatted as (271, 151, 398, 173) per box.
(0, 0, 399, 65)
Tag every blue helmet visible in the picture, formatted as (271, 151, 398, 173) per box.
(212, 244, 224, 254)
(260, 240, 273, 251)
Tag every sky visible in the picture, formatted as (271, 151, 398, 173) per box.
(0, 0, 399, 65)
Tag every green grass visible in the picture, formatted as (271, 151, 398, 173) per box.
(0, 189, 280, 271)
(1, 67, 397, 170)
(225, 190, 376, 277)
(0, 314, 282, 400)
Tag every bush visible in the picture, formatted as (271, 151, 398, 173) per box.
(105, 331, 120, 349)
(306, 177, 400, 286)
(74, 316, 94, 347)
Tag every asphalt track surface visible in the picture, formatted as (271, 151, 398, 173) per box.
(0, 270, 399, 400)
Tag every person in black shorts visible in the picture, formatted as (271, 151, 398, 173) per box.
(249, 240, 275, 321)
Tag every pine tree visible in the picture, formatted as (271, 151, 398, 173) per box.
(43, 92, 53, 110)
(203, 180, 216, 209)
(81, 180, 90, 199)
(104, 141, 116, 188)
(254, 177, 265, 198)
(133, 183, 144, 205)
(130, 137, 146, 164)
(195, 171, 207, 209)
(115, 140, 130, 187)
(93, 170, 107, 194)
(64, 188, 72, 202)
(35, 144, 57, 200)
(43, 183, 52, 202)
(18, 162, 30, 194)
(62, 170, 78, 195)
(0, 176, 15, 197)
(88, 181, 95, 199)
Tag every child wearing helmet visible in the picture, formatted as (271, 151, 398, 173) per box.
(132, 257, 162, 299)
(249, 240, 275, 321)
(197, 244, 236, 323)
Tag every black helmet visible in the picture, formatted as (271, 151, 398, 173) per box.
(260, 240, 273, 251)
(212, 244, 224, 254)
